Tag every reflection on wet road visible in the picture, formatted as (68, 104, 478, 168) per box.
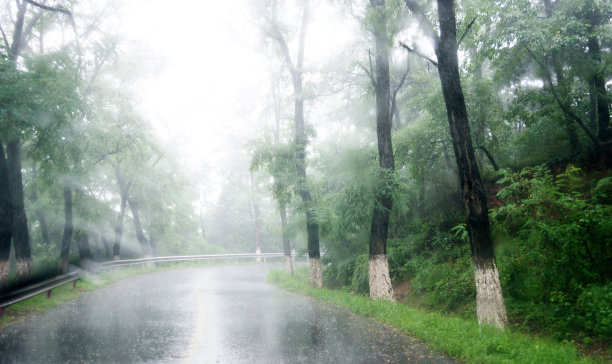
(0, 264, 457, 363)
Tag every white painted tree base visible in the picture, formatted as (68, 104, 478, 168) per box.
(309, 257, 322, 288)
(0, 260, 8, 287)
(144, 254, 155, 268)
(369, 254, 395, 301)
(16, 259, 30, 281)
(285, 256, 293, 275)
(475, 263, 507, 329)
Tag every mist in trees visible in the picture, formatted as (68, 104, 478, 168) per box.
(0, 0, 610, 346)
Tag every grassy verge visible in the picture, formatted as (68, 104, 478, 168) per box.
(268, 267, 598, 364)
(0, 259, 243, 330)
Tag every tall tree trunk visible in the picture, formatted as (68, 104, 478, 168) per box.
(113, 194, 127, 260)
(435, 0, 507, 329)
(128, 198, 151, 257)
(7, 140, 32, 283)
(286, 1, 321, 287)
(74, 229, 92, 269)
(102, 237, 111, 260)
(542, 0, 579, 151)
(280, 203, 293, 274)
(199, 209, 206, 240)
(271, 73, 292, 274)
(57, 187, 73, 275)
(589, 82, 598, 132)
(31, 190, 50, 246)
(368, 0, 395, 301)
(587, 35, 610, 141)
(249, 172, 262, 257)
(113, 168, 130, 260)
(294, 66, 321, 286)
(0, 140, 13, 289)
(5, 1, 31, 284)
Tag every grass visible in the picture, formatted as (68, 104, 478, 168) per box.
(268, 267, 599, 364)
(0, 259, 242, 330)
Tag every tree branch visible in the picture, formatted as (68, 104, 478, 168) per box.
(358, 63, 376, 87)
(476, 146, 499, 171)
(404, 0, 439, 46)
(522, 43, 601, 147)
(296, 0, 309, 71)
(390, 60, 410, 124)
(24, 0, 82, 74)
(368, 49, 375, 79)
(0, 23, 10, 50)
(24, 0, 71, 16)
(400, 41, 438, 67)
(458, 16, 476, 46)
(265, 16, 297, 77)
(21, 10, 43, 48)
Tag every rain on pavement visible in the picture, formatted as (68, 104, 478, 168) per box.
(0, 264, 458, 363)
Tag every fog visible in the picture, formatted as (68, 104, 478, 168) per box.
(1, 0, 610, 361)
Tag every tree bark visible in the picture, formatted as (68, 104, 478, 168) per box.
(589, 81, 598, 132)
(113, 167, 130, 260)
(7, 140, 32, 283)
(587, 35, 610, 141)
(368, 0, 395, 301)
(57, 187, 73, 275)
(435, 0, 507, 329)
(273, 0, 321, 287)
(249, 172, 262, 257)
(31, 189, 50, 246)
(5, 1, 31, 284)
(0, 140, 13, 289)
(74, 229, 92, 269)
(542, 0, 579, 151)
(101, 236, 111, 260)
(280, 203, 293, 274)
(128, 198, 151, 257)
(8, 1, 28, 62)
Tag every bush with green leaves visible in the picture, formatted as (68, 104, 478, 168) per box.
(492, 165, 612, 340)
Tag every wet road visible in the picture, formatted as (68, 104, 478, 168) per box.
(0, 264, 457, 363)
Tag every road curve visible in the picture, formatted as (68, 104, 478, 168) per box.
(0, 264, 458, 363)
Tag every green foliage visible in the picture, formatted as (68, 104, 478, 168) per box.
(492, 165, 612, 339)
(593, 177, 612, 205)
(410, 255, 476, 314)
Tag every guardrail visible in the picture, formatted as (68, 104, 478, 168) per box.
(0, 270, 80, 316)
(98, 252, 291, 270)
(0, 252, 294, 317)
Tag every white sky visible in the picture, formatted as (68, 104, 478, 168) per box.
(116, 0, 357, 204)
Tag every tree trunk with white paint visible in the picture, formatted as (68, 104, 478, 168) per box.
(309, 257, 322, 288)
(434, 0, 507, 328)
(280, 204, 293, 274)
(474, 259, 507, 328)
(271, 0, 321, 287)
(369, 254, 395, 300)
(368, 0, 395, 301)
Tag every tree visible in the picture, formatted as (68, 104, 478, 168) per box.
(366, 0, 396, 301)
(0, 142, 12, 289)
(405, 0, 508, 328)
(264, 0, 322, 286)
(402, 0, 510, 327)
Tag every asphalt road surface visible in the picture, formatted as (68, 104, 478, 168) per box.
(0, 264, 458, 363)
